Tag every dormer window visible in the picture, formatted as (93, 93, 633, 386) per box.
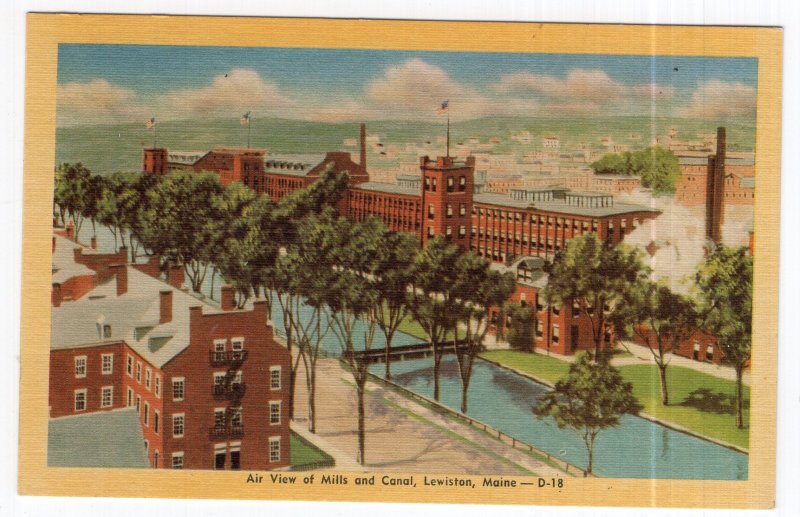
(103, 324, 112, 339)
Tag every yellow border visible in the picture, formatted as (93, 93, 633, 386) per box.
(20, 14, 782, 509)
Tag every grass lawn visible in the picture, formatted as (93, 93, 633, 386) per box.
(480, 350, 750, 450)
(618, 364, 750, 450)
(480, 350, 571, 385)
(380, 306, 465, 342)
(290, 431, 335, 470)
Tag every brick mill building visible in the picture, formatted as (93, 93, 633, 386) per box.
(49, 233, 292, 470)
(140, 124, 660, 355)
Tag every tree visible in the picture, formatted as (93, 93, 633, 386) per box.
(615, 280, 699, 405)
(54, 163, 93, 236)
(323, 216, 384, 465)
(141, 171, 226, 293)
(372, 230, 418, 380)
(408, 237, 463, 401)
(695, 245, 753, 429)
(95, 172, 145, 256)
(534, 353, 642, 476)
(451, 253, 516, 413)
(590, 147, 680, 195)
(544, 234, 649, 360)
(505, 302, 536, 352)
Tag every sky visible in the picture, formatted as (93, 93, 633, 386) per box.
(56, 44, 759, 127)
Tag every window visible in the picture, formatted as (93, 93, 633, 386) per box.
(74, 356, 87, 378)
(155, 375, 161, 398)
(214, 408, 226, 427)
(458, 225, 466, 238)
(172, 377, 185, 401)
(101, 353, 113, 374)
(431, 178, 437, 192)
(215, 444, 226, 470)
(101, 386, 113, 408)
(693, 341, 700, 360)
(270, 366, 282, 390)
(154, 410, 160, 434)
(145, 368, 152, 390)
(445, 226, 453, 238)
(446, 176, 454, 192)
(460, 203, 467, 216)
(230, 407, 243, 427)
(171, 452, 184, 469)
(214, 372, 226, 387)
(103, 324, 112, 338)
(427, 226, 434, 238)
(552, 324, 560, 344)
(172, 414, 185, 438)
(446, 204, 453, 217)
(459, 176, 466, 191)
(127, 387, 133, 407)
(74, 389, 87, 412)
(424, 177, 430, 191)
(427, 204, 435, 220)
(136, 395, 141, 412)
(536, 320, 544, 338)
(231, 337, 245, 360)
(269, 437, 281, 463)
(706, 345, 715, 362)
(136, 362, 142, 383)
(230, 444, 241, 470)
(143, 402, 150, 425)
(127, 355, 133, 376)
(153, 450, 159, 469)
(270, 401, 281, 425)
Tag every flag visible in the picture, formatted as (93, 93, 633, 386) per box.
(145, 117, 156, 129)
(437, 100, 449, 115)
(240, 111, 251, 125)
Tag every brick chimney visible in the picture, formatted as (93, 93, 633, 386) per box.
(360, 123, 367, 172)
(90, 236, 97, 249)
(159, 290, 173, 324)
(221, 285, 235, 311)
(65, 222, 74, 241)
(52, 283, 62, 307)
(168, 266, 185, 289)
(109, 264, 127, 296)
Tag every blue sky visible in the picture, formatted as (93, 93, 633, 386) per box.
(56, 44, 758, 126)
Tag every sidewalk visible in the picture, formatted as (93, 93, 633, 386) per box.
(291, 359, 568, 477)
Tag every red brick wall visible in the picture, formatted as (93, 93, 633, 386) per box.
(420, 156, 474, 250)
(161, 301, 291, 471)
(347, 189, 422, 240)
(49, 343, 165, 467)
(633, 326, 725, 365)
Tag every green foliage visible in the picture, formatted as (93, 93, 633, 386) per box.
(590, 146, 680, 194)
(534, 353, 642, 474)
(544, 234, 649, 358)
(695, 245, 753, 428)
(504, 303, 536, 352)
(54, 162, 93, 234)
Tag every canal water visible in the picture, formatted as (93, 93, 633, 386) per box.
(73, 223, 748, 480)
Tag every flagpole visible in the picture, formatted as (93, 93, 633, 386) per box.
(247, 117, 251, 149)
(446, 111, 450, 159)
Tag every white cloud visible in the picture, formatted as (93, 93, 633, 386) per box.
(161, 68, 296, 118)
(493, 69, 674, 114)
(57, 79, 146, 126)
(678, 80, 756, 118)
(304, 59, 538, 122)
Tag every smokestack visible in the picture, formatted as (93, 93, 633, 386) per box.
(360, 123, 367, 172)
(221, 285, 235, 311)
(159, 290, 173, 324)
(109, 264, 127, 296)
(705, 127, 727, 245)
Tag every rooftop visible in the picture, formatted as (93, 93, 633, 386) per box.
(474, 192, 659, 217)
(48, 408, 149, 468)
(264, 154, 326, 177)
(352, 181, 420, 196)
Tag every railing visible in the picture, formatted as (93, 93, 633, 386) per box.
(212, 382, 247, 400)
(364, 369, 591, 477)
(209, 423, 245, 439)
(209, 350, 248, 366)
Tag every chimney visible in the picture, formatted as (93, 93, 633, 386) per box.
(52, 283, 62, 307)
(159, 290, 173, 324)
(705, 127, 726, 245)
(360, 123, 367, 172)
(221, 285, 235, 311)
(168, 266, 184, 289)
(65, 222, 74, 240)
(90, 236, 97, 249)
(109, 264, 127, 296)
(52, 236, 56, 253)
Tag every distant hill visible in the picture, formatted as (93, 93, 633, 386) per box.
(55, 116, 756, 175)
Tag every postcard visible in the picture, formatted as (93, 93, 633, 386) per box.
(19, 14, 781, 509)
